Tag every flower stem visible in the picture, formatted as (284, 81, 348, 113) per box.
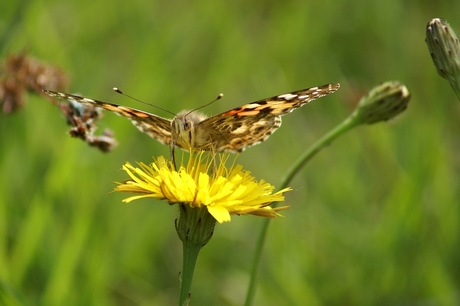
(244, 115, 359, 306)
(179, 243, 201, 306)
(176, 204, 215, 305)
(279, 116, 360, 190)
(448, 79, 460, 101)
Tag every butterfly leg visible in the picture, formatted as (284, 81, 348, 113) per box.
(169, 142, 177, 171)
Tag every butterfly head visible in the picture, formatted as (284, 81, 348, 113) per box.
(171, 110, 208, 150)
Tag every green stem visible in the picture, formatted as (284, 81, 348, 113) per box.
(179, 243, 201, 306)
(280, 116, 360, 190)
(176, 205, 215, 305)
(448, 79, 460, 102)
(244, 115, 360, 306)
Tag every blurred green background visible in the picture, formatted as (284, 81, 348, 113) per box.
(1, 0, 459, 305)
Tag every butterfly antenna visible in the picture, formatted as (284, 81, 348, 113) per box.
(185, 93, 224, 117)
(113, 87, 176, 116)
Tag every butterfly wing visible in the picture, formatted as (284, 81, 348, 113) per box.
(44, 90, 173, 146)
(198, 83, 340, 152)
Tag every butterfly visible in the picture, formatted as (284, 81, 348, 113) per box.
(43, 83, 339, 154)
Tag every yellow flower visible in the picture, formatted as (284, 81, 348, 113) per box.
(114, 153, 291, 224)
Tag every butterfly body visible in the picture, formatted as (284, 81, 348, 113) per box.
(171, 110, 210, 151)
(44, 83, 340, 152)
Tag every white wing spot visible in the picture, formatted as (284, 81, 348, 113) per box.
(278, 93, 298, 100)
(242, 103, 261, 109)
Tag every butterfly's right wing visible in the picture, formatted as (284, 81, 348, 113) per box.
(199, 83, 340, 152)
(44, 90, 173, 146)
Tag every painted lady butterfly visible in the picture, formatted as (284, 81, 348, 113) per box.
(44, 83, 339, 153)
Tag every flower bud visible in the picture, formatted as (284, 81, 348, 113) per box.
(426, 18, 460, 82)
(351, 81, 411, 125)
(426, 18, 460, 99)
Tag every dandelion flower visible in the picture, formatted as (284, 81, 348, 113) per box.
(114, 153, 291, 224)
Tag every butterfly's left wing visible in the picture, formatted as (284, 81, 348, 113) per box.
(44, 90, 173, 146)
(199, 83, 340, 152)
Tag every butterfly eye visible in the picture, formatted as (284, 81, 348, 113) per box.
(183, 119, 190, 129)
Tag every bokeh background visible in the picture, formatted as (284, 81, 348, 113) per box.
(1, 0, 460, 305)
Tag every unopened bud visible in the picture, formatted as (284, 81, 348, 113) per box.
(351, 82, 410, 125)
(426, 18, 460, 99)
